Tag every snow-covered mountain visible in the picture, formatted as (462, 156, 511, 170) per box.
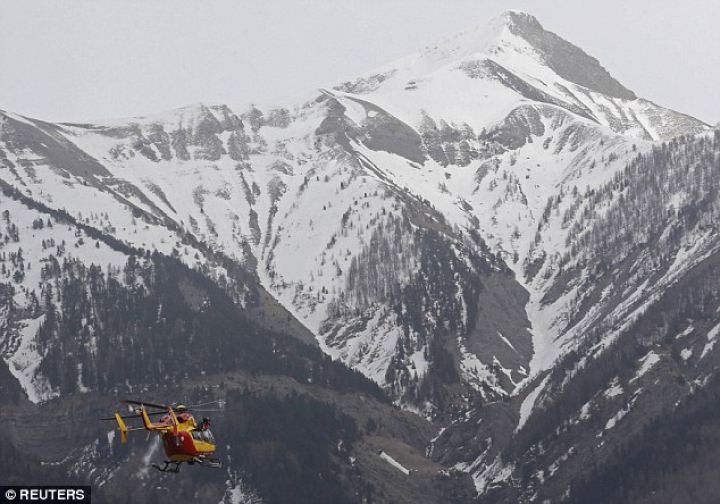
(2, 10, 719, 503)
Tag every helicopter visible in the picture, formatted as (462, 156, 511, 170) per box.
(104, 399, 223, 473)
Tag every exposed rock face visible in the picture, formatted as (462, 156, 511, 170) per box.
(505, 11, 637, 100)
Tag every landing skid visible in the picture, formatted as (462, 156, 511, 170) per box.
(151, 458, 221, 473)
(193, 456, 222, 469)
(152, 461, 181, 473)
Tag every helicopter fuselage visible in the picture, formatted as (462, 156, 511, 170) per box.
(161, 427, 216, 462)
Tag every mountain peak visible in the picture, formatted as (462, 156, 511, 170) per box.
(499, 9, 541, 27)
(499, 11, 637, 100)
(340, 11, 636, 103)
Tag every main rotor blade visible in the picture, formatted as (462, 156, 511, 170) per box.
(188, 400, 222, 408)
(121, 399, 170, 410)
(186, 391, 257, 411)
(236, 390, 259, 398)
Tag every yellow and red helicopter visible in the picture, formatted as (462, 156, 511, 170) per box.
(104, 399, 222, 473)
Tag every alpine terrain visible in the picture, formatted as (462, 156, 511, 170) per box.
(2, 10, 720, 503)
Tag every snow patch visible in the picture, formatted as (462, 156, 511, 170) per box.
(472, 455, 514, 495)
(629, 351, 660, 384)
(76, 363, 91, 393)
(497, 331, 517, 353)
(604, 378, 623, 399)
(221, 468, 261, 504)
(516, 374, 549, 432)
(379, 451, 410, 475)
(604, 390, 641, 431)
(676, 325, 694, 339)
(2, 314, 54, 403)
(578, 400, 593, 422)
(701, 322, 720, 359)
(458, 337, 505, 398)
(604, 408, 628, 430)
(137, 439, 160, 479)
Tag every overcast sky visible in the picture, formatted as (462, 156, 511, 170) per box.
(1, 0, 718, 124)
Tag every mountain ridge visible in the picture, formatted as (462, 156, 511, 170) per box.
(0, 9, 710, 404)
(2, 10, 720, 503)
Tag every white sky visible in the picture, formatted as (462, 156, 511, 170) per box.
(1, 0, 718, 124)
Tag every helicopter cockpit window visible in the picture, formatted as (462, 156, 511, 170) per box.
(192, 429, 215, 444)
